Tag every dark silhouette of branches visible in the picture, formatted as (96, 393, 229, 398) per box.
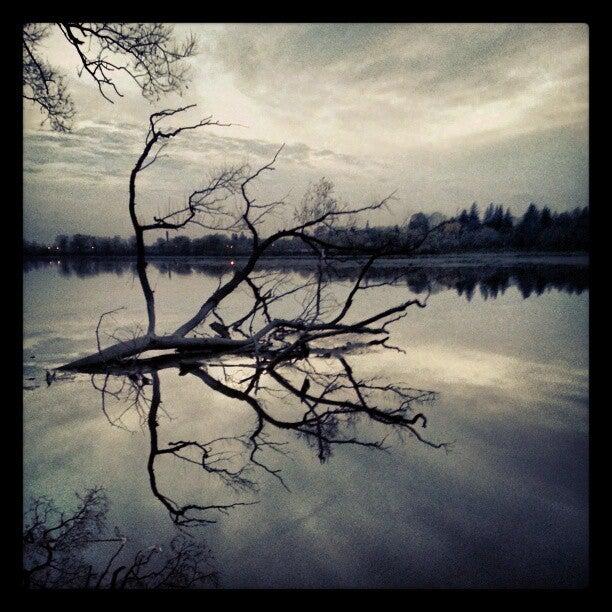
(23, 23, 197, 131)
(58, 105, 455, 372)
(70, 328, 448, 527)
(23, 24, 76, 131)
(49, 106, 452, 530)
(127, 105, 231, 337)
(23, 488, 218, 589)
(144, 371, 258, 527)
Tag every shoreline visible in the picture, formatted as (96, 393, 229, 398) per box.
(24, 251, 589, 267)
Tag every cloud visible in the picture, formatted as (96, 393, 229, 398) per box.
(23, 120, 390, 240)
(209, 23, 588, 151)
(22, 23, 589, 241)
(23, 119, 374, 186)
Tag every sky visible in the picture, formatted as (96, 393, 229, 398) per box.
(23, 23, 589, 242)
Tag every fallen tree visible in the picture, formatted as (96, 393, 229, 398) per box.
(52, 106, 455, 523)
(60, 105, 447, 372)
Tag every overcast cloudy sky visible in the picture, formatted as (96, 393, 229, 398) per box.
(23, 23, 589, 242)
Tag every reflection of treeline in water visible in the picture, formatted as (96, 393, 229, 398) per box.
(24, 257, 588, 300)
(24, 203, 589, 257)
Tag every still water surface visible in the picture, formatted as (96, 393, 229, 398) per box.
(23, 256, 589, 588)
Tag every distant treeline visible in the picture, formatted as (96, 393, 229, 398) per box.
(24, 203, 589, 256)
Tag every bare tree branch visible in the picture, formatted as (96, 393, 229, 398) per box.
(23, 23, 197, 131)
(23, 487, 218, 589)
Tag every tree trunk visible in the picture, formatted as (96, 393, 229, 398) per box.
(58, 334, 254, 371)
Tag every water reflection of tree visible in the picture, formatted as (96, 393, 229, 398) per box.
(23, 488, 218, 589)
(81, 343, 447, 528)
(24, 257, 588, 299)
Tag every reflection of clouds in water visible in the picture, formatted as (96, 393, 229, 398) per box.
(230, 491, 341, 558)
(356, 343, 588, 446)
(372, 343, 588, 393)
(23, 263, 588, 588)
(217, 352, 588, 587)
(23, 347, 588, 587)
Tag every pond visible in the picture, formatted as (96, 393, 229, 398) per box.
(23, 255, 589, 588)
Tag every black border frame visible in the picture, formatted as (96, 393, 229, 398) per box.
(10, 12, 600, 596)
